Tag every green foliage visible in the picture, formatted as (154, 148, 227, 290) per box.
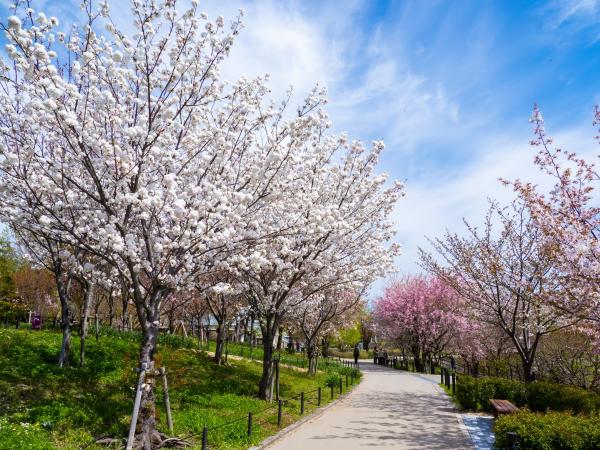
(337, 366, 362, 380)
(526, 381, 600, 414)
(0, 329, 362, 449)
(455, 375, 479, 410)
(453, 375, 600, 414)
(329, 348, 372, 359)
(0, 300, 27, 322)
(336, 325, 361, 350)
(0, 235, 19, 301)
(0, 418, 55, 450)
(494, 410, 600, 450)
(324, 373, 340, 388)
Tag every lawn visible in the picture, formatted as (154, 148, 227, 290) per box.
(0, 328, 360, 450)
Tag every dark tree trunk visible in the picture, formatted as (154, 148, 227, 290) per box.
(411, 343, 424, 373)
(307, 341, 318, 376)
(258, 324, 276, 400)
(214, 321, 226, 364)
(108, 289, 114, 328)
(321, 337, 330, 357)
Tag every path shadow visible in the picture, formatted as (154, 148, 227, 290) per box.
(306, 362, 471, 449)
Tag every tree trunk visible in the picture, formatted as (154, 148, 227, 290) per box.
(108, 290, 114, 328)
(321, 337, 330, 357)
(79, 283, 93, 367)
(56, 274, 72, 368)
(214, 321, 226, 364)
(277, 326, 284, 350)
(249, 315, 255, 347)
(307, 341, 318, 376)
(520, 356, 535, 382)
(137, 321, 160, 449)
(411, 343, 424, 372)
(258, 326, 276, 400)
(121, 292, 129, 332)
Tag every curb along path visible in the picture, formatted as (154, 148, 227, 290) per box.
(263, 361, 473, 450)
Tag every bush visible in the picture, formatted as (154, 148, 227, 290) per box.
(337, 366, 361, 379)
(454, 376, 599, 414)
(494, 410, 600, 450)
(455, 375, 479, 410)
(526, 382, 600, 414)
(324, 374, 340, 388)
(455, 376, 526, 411)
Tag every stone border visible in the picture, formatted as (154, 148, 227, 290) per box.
(250, 384, 359, 449)
(423, 374, 476, 449)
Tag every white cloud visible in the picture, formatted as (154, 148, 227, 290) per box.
(391, 123, 600, 274)
(549, 0, 600, 27)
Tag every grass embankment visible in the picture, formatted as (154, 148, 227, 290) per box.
(0, 328, 361, 450)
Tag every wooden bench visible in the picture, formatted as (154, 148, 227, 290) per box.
(490, 399, 518, 418)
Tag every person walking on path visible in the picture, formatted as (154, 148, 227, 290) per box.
(353, 345, 360, 364)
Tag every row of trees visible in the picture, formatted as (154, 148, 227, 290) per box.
(375, 106, 600, 388)
(0, 1, 401, 447)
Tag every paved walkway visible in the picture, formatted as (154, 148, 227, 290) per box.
(266, 361, 473, 449)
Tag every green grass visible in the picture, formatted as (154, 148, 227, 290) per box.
(201, 339, 348, 372)
(0, 328, 360, 449)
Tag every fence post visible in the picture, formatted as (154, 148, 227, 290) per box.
(351, 373, 354, 385)
(201, 426, 208, 450)
(330, 384, 334, 399)
(159, 367, 173, 433)
(277, 400, 283, 427)
(452, 372, 456, 395)
(346, 374, 348, 388)
(441, 368, 444, 384)
(275, 358, 280, 401)
(126, 369, 146, 450)
(300, 392, 305, 415)
(339, 377, 342, 394)
(247, 412, 253, 438)
(318, 387, 322, 406)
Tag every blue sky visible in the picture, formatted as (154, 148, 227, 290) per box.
(2, 0, 600, 297)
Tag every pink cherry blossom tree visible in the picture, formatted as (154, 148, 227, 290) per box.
(374, 275, 467, 372)
(420, 200, 579, 381)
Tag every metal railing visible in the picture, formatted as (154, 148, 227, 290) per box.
(187, 370, 361, 449)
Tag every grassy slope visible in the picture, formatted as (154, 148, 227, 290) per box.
(0, 328, 360, 450)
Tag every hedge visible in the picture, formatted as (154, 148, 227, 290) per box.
(494, 410, 600, 450)
(454, 375, 600, 414)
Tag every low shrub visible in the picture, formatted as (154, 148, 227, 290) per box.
(526, 381, 600, 414)
(454, 375, 600, 414)
(455, 375, 479, 410)
(324, 374, 340, 388)
(336, 366, 361, 379)
(0, 418, 54, 450)
(494, 410, 600, 450)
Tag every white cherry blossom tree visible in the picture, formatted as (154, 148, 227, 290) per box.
(0, 1, 281, 445)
